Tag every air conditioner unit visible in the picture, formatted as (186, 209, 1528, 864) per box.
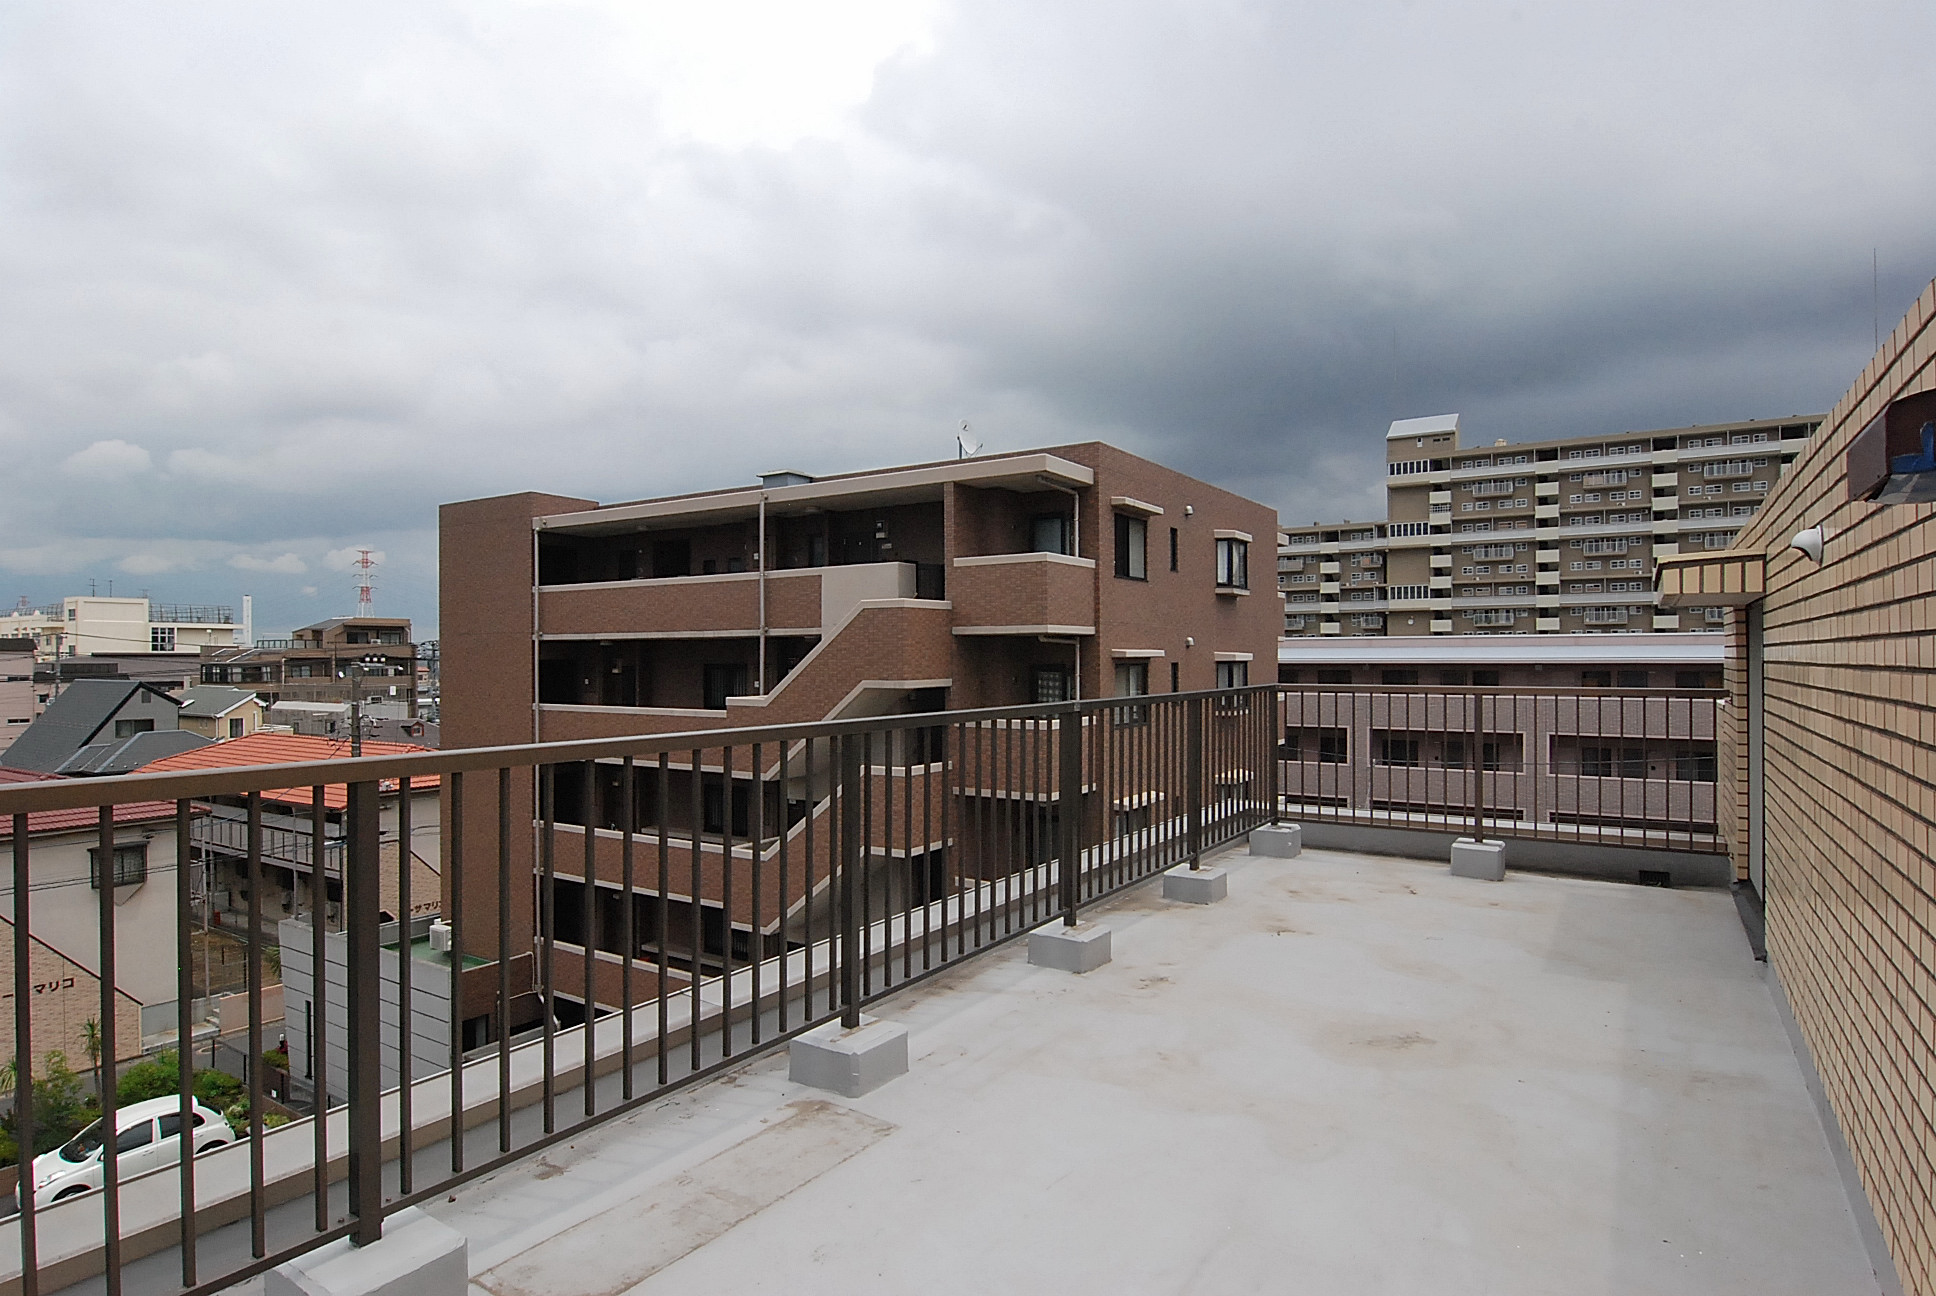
(428, 920, 453, 954)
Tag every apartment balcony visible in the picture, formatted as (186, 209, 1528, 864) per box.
(949, 552, 1096, 635)
(538, 560, 921, 639)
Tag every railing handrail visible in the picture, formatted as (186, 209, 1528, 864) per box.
(0, 685, 1279, 815)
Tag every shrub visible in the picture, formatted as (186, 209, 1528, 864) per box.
(193, 1069, 244, 1110)
(261, 1048, 289, 1072)
(117, 1050, 184, 1106)
(0, 1052, 100, 1162)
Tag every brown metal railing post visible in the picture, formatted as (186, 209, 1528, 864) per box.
(838, 734, 863, 1029)
(1187, 695, 1205, 868)
(97, 807, 121, 1292)
(1469, 689, 1482, 839)
(12, 814, 36, 1296)
(1268, 687, 1282, 825)
(1058, 701, 1083, 926)
(344, 780, 384, 1247)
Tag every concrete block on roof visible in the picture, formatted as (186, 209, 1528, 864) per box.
(1162, 864, 1229, 904)
(789, 1016, 909, 1097)
(265, 1207, 466, 1296)
(1249, 824, 1302, 857)
(1450, 837, 1506, 881)
(1027, 920, 1112, 973)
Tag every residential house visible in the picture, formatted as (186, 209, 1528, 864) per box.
(1, 678, 208, 776)
(175, 684, 266, 740)
(136, 732, 442, 934)
(0, 769, 188, 1072)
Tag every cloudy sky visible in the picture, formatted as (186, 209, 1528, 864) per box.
(2, 0, 1931, 639)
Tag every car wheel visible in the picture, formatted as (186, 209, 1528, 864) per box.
(201, 1139, 230, 1152)
(52, 1186, 88, 1201)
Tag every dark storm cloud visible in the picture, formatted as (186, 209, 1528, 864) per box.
(1, 0, 1931, 635)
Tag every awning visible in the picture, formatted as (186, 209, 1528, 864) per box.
(1654, 548, 1765, 607)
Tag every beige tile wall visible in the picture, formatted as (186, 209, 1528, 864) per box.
(1729, 280, 1936, 1295)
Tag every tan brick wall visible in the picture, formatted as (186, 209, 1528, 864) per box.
(1728, 280, 1936, 1295)
(0, 919, 144, 1075)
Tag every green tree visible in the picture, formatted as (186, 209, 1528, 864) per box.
(80, 1017, 104, 1100)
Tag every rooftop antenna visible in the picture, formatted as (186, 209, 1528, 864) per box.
(352, 548, 378, 616)
(956, 421, 982, 459)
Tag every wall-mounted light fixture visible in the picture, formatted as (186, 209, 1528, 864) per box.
(1790, 526, 1826, 563)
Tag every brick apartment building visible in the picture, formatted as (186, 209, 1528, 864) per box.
(440, 443, 1278, 1033)
(1281, 412, 1821, 637)
(199, 615, 419, 716)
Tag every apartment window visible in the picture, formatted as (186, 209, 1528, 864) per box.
(1581, 671, 1612, 688)
(1169, 527, 1179, 572)
(151, 626, 176, 652)
(1381, 670, 1419, 686)
(1472, 670, 1500, 686)
(1031, 666, 1072, 704)
(1616, 670, 1649, 689)
(1169, 661, 1180, 692)
(702, 663, 749, 710)
(1674, 747, 1718, 782)
(1214, 660, 1249, 690)
(89, 843, 148, 889)
(1215, 538, 1249, 589)
(114, 718, 155, 739)
(1377, 736, 1421, 767)
(1113, 661, 1149, 723)
(1032, 514, 1073, 556)
(1285, 727, 1349, 763)
(1581, 746, 1647, 778)
(1114, 514, 1148, 580)
(1316, 668, 1351, 685)
(228, 717, 245, 738)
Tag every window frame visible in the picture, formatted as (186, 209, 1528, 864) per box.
(89, 842, 149, 890)
(1113, 514, 1148, 580)
(1214, 537, 1249, 590)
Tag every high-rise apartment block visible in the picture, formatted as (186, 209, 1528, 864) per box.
(1280, 412, 1820, 636)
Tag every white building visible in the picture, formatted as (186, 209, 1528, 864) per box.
(0, 596, 243, 660)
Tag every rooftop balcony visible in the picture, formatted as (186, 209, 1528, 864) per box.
(0, 684, 1890, 1295)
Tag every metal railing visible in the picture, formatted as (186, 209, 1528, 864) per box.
(1277, 684, 1724, 852)
(0, 685, 1277, 1295)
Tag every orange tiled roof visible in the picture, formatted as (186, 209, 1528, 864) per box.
(135, 732, 440, 810)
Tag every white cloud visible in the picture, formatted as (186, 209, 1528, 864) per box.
(118, 552, 179, 575)
(229, 552, 308, 574)
(60, 440, 152, 478)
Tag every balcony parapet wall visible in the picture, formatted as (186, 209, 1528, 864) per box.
(949, 552, 1096, 635)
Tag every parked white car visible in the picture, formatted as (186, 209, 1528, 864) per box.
(29, 1096, 234, 1206)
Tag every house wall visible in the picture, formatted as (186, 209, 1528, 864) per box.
(0, 826, 182, 1010)
(1726, 279, 1936, 1296)
(0, 920, 143, 1073)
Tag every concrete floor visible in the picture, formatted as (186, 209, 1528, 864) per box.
(411, 845, 1878, 1296)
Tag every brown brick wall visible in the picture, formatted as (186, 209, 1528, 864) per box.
(441, 491, 592, 959)
(1728, 280, 1936, 1295)
(951, 554, 1097, 631)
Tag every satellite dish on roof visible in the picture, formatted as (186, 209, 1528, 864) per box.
(956, 421, 982, 459)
